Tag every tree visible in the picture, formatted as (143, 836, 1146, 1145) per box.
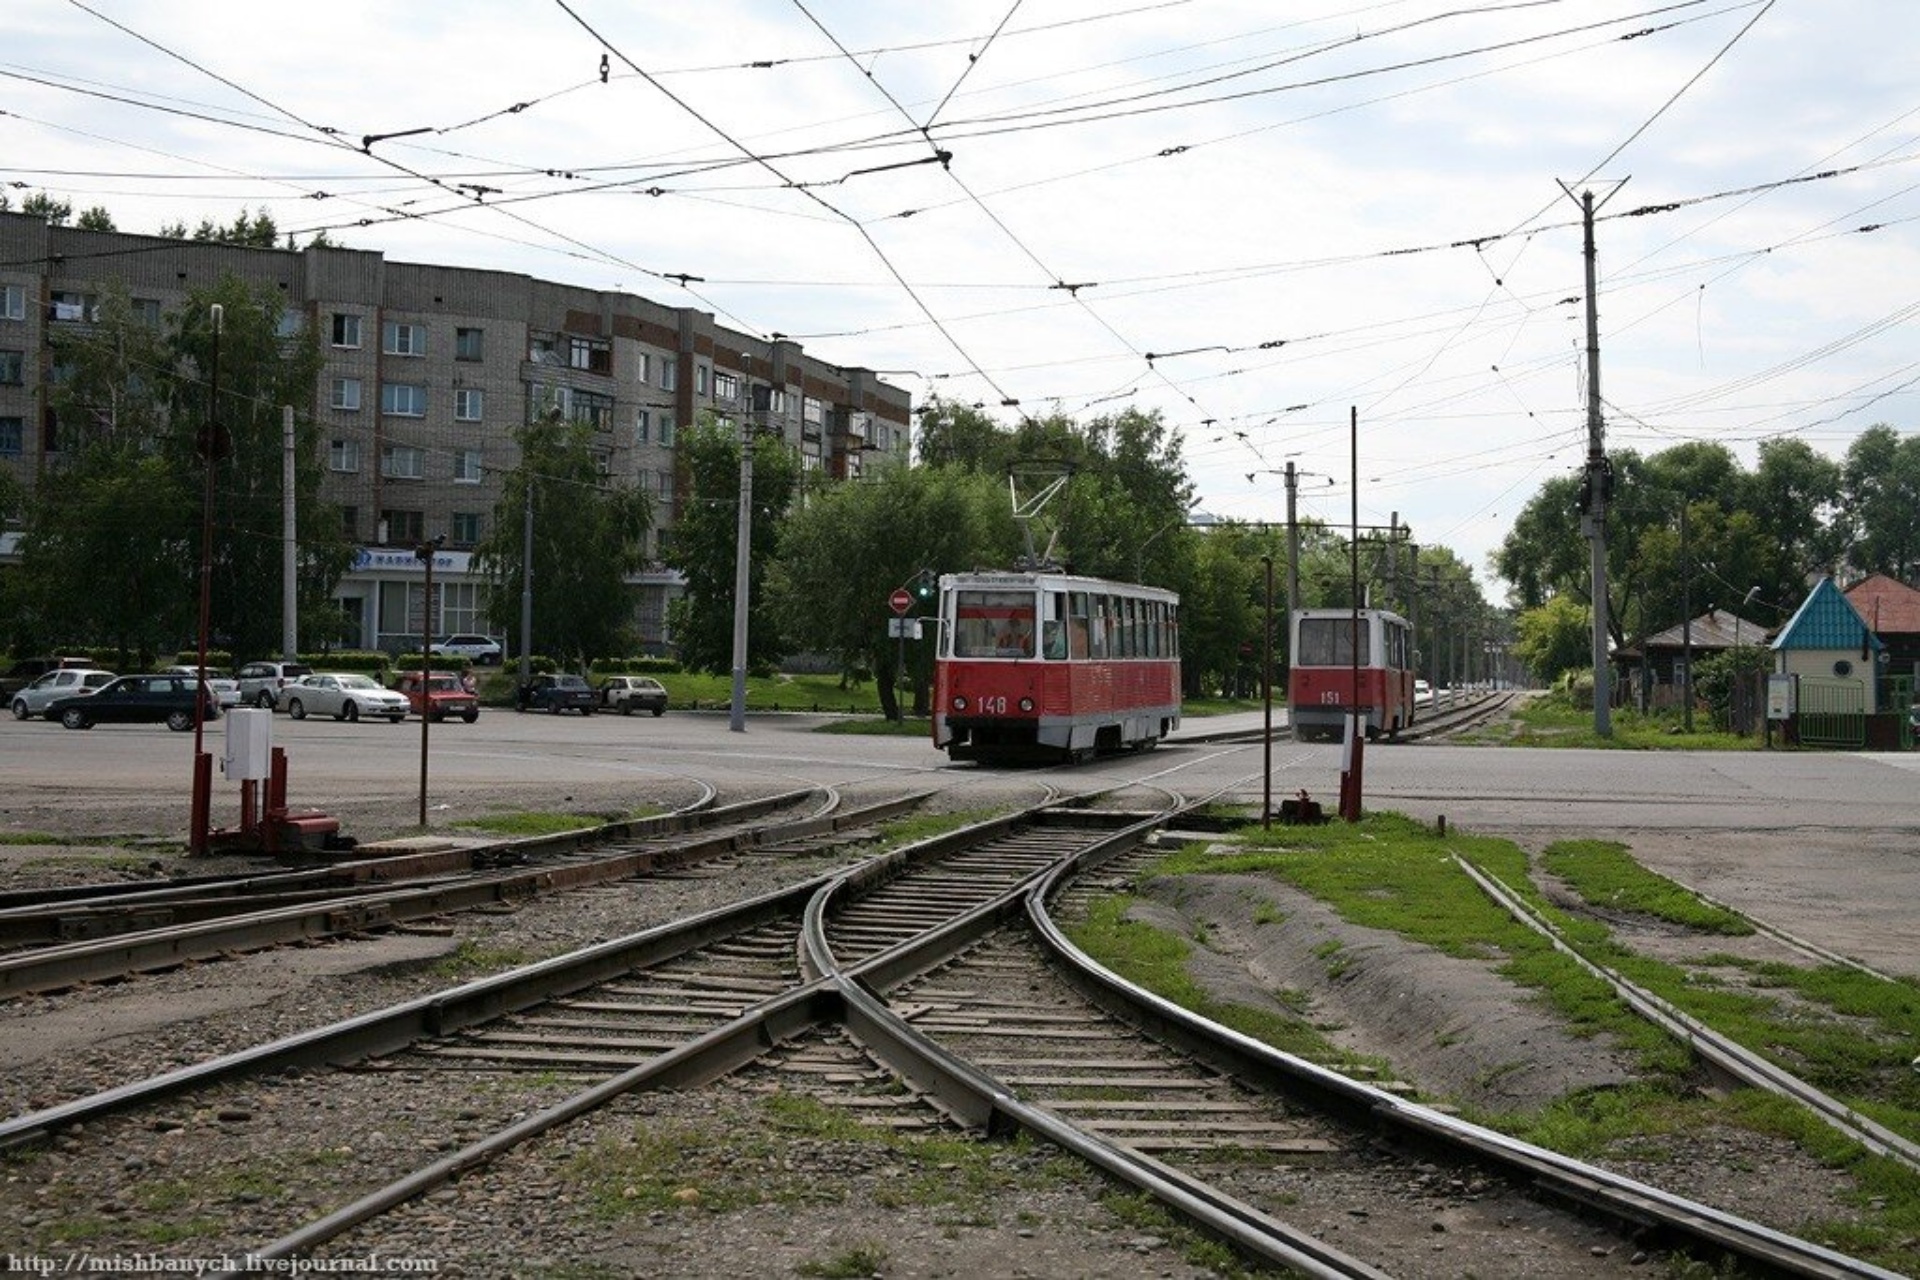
(767, 465, 1016, 719)
(75, 207, 116, 232)
(15, 276, 347, 665)
(20, 192, 73, 225)
(472, 413, 652, 669)
(665, 419, 800, 676)
(1839, 425, 1920, 582)
(1513, 596, 1592, 685)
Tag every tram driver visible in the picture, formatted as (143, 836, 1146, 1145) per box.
(994, 618, 1034, 657)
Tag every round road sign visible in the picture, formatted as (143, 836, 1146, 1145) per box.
(889, 588, 913, 615)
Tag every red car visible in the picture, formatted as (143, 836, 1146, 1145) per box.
(392, 670, 480, 723)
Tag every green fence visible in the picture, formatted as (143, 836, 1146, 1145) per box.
(1797, 676, 1867, 749)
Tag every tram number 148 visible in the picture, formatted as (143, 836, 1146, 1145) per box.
(977, 696, 1009, 714)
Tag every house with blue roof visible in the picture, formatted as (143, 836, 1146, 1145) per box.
(1771, 576, 1885, 715)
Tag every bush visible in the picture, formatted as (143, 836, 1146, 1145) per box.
(588, 656, 683, 675)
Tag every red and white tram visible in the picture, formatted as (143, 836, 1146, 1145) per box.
(1288, 607, 1416, 743)
(934, 571, 1181, 764)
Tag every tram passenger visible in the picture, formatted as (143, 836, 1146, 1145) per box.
(994, 618, 1033, 657)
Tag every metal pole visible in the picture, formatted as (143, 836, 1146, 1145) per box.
(1262, 555, 1273, 829)
(282, 406, 298, 660)
(1561, 182, 1622, 737)
(728, 420, 754, 733)
(417, 539, 440, 827)
(518, 474, 533, 687)
(1680, 501, 1693, 733)
(191, 304, 223, 853)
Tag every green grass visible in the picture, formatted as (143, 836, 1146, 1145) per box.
(796, 1243, 890, 1278)
(1068, 811, 1920, 1271)
(430, 938, 536, 978)
(1497, 691, 1761, 750)
(1540, 840, 1754, 934)
(454, 809, 628, 837)
(811, 714, 933, 737)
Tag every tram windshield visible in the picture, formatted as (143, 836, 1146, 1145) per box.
(952, 590, 1036, 658)
(1296, 617, 1371, 666)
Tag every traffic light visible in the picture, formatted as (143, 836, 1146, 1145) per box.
(912, 569, 936, 602)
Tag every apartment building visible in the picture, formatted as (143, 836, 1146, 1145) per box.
(0, 212, 912, 653)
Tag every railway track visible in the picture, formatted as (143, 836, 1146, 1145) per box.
(1, 789, 1900, 1277)
(0, 787, 927, 999)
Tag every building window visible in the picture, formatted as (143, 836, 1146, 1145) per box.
(0, 351, 22, 386)
(440, 580, 481, 633)
(635, 409, 650, 445)
(330, 377, 361, 411)
(330, 313, 361, 348)
(659, 417, 675, 447)
(660, 359, 677, 392)
(132, 297, 162, 328)
(803, 396, 824, 427)
(383, 321, 426, 357)
(455, 449, 483, 483)
(381, 445, 425, 480)
(328, 439, 361, 473)
(567, 334, 612, 374)
(455, 327, 484, 362)
(0, 284, 24, 322)
(695, 364, 709, 395)
(450, 512, 483, 546)
(339, 505, 358, 539)
(383, 509, 423, 544)
(529, 333, 561, 366)
(454, 388, 484, 422)
(591, 447, 612, 477)
(636, 352, 650, 384)
(0, 417, 22, 456)
(380, 383, 425, 417)
(276, 308, 304, 338)
(714, 371, 740, 402)
(50, 291, 97, 323)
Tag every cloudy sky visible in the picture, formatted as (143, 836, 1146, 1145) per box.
(8, 1, 1917, 598)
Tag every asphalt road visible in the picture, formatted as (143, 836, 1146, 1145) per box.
(4, 705, 1916, 977)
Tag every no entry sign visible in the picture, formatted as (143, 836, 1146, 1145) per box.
(889, 588, 913, 615)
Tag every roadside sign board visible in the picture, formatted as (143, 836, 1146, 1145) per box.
(889, 588, 913, 615)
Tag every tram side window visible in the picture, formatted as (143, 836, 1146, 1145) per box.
(953, 590, 1035, 658)
(1043, 592, 1068, 659)
(1297, 618, 1371, 666)
(1069, 592, 1090, 658)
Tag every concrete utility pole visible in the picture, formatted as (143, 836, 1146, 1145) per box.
(729, 418, 755, 733)
(282, 406, 297, 660)
(1284, 462, 1301, 620)
(1561, 180, 1625, 737)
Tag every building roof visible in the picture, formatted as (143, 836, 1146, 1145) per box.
(1773, 577, 1884, 653)
(1843, 573, 1920, 636)
(1633, 609, 1765, 654)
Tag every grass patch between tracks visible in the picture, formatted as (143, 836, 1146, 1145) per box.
(1065, 810, 1920, 1271)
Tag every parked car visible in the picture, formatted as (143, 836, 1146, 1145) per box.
(44, 674, 220, 731)
(518, 673, 597, 715)
(597, 675, 668, 717)
(235, 660, 315, 709)
(11, 668, 116, 720)
(282, 673, 412, 723)
(162, 666, 241, 709)
(1414, 679, 1432, 699)
(427, 634, 504, 665)
(1, 656, 95, 700)
(393, 670, 481, 723)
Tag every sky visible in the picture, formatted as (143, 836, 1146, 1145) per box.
(7, 1, 1918, 602)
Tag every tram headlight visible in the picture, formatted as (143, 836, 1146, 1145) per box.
(1018, 697, 1034, 713)
(951, 696, 967, 712)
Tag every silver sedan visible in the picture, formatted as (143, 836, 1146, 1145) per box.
(281, 673, 412, 723)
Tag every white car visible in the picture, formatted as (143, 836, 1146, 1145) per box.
(280, 673, 412, 723)
(427, 634, 504, 665)
(163, 666, 241, 709)
(10, 668, 116, 720)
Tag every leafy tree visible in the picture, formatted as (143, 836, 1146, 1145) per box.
(1513, 596, 1591, 684)
(183, 208, 280, 248)
(20, 192, 73, 225)
(75, 207, 116, 232)
(767, 464, 1016, 719)
(16, 276, 346, 665)
(1838, 425, 1920, 581)
(472, 413, 652, 670)
(665, 419, 800, 677)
